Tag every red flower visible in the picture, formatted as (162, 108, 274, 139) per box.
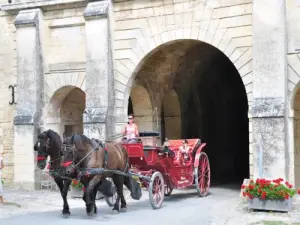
(285, 194, 289, 199)
(257, 189, 262, 193)
(249, 185, 254, 190)
(242, 192, 247, 197)
(72, 179, 78, 185)
(241, 185, 246, 189)
(297, 190, 300, 194)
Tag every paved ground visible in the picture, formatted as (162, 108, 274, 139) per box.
(1, 184, 300, 225)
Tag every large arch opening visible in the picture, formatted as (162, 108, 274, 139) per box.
(126, 40, 249, 184)
(293, 89, 300, 188)
(45, 85, 86, 137)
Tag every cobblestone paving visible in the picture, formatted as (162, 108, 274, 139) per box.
(1, 185, 300, 225)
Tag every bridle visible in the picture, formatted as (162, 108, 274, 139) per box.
(36, 135, 61, 166)
(36, 137, 51, 162)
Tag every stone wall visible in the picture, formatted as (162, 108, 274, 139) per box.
(0, 10, 17, 183)
(41, 7, 87, 138)
(286, 0, 300, 185)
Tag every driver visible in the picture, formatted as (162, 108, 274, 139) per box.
(122, 114, 139, 143)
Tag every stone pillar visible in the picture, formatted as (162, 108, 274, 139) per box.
(287, 109, 295, 185)
(83, 1, 115, 140)
(13, 9, 44, 189)
(252, 0, 288, 179)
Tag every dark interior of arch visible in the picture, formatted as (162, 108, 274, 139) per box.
(129, 40, 249, 184)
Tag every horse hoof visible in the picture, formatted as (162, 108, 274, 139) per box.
(87, 211, 96, 217)
(120, 207, 127, 213)
(112, 209, 119, 214)
(62, 212, 70, 218)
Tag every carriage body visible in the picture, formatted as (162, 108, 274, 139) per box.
(122, 132, 211, 209)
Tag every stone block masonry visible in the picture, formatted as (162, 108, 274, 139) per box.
(0, 11, 17, 183)
(13, 8, 44, 189)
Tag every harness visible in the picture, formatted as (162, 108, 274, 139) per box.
(62, 139, 129, 179)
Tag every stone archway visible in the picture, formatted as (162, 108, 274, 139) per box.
(117, 39, 250, 184)
(129, 85, 153, 132)
(162, 89, 181, 140)
(44, 86, 85, 137)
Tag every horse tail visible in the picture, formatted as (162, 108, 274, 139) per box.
(120, 145, 129, 173)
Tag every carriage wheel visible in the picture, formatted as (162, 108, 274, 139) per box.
(105, 178, 118, 207)
(165, 183, 173, 196)
(194, 152, 210, 197)
(149, 171, 165, 209)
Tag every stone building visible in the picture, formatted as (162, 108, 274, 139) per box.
(0, 0, 299, 189)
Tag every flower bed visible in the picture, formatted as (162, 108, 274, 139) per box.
(70, 179, 104, 199)
(241, 178, 300, 212)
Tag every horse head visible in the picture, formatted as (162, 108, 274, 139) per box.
(34, 131, 51, 170)
(34, 129, 62, 170)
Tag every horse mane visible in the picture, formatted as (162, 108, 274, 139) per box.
(73, 134, 96, 151)
(45, 129, 62, 150)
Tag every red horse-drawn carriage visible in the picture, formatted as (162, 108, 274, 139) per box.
(122, 132, 211, 209)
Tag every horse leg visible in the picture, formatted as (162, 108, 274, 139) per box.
(81, 178, 99, 214)
(92, 180, 102, 214)
(85, 175, 102, 216)
(112, 175, 127, 213)
(54, 178, 71, 216)
(124, 175, 132, 193)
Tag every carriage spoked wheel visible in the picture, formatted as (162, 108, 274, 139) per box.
(164, 183, 173, 196)
(149, 171, 165, 209)
(194, 152, 211, 197)
(105, 178, 118, 207)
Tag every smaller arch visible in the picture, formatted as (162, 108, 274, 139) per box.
(44, 85, 86, 137)
(162, 90, 181, 139)
(290, 82, 300, 110)
(129, 85, 153, 132)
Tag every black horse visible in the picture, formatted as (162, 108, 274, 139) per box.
(33, 129, 114, 217)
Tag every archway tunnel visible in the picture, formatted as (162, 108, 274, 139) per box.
(128, 40, 249, 184)
(46, 86, 86, 137)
